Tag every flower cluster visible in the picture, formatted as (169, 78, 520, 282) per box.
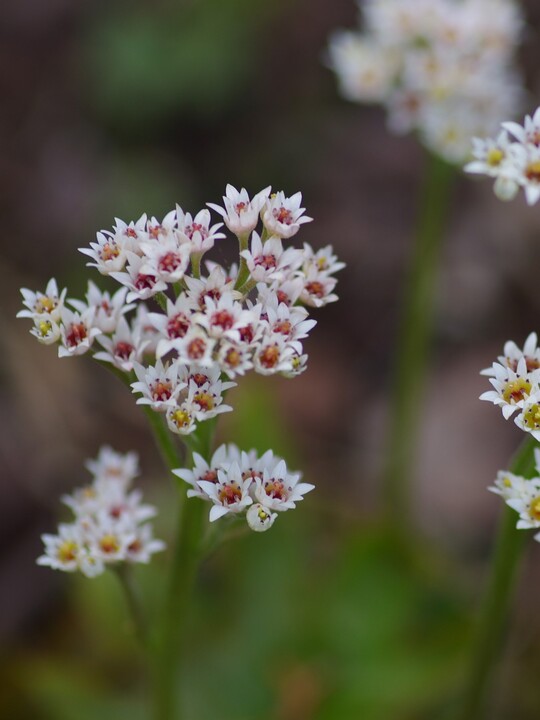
(17, 185, 344, 437)
(490, 450, 540, 543)
(37, 447, 165, 577)
(173, 444, 313, 532)
(465, 106, 540, 205)
(480, 333, 540, 440)
(327, 0, 524, 163)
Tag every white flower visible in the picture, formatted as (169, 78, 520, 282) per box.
(196, 293, 256, 341)
(93, 316, 147, 372)
(246, 503, 277, 532)
(29, 316, 61, 345)
(253, 336, 299, 376)
(199, 463, 253, 522)
(299, 266, 339, 307)
(480, 357, 539, 419)
(481, 333, 540, 377)
(17, 278, 66, 322)
(139, 238, 191, 284)
(172, 444, 235, 499)
(58, 307, 101, 358)
(69, 282, 134, 335)
(85, 446, 139, 486)
(131, 359, 186, 412)
(176, 207, 225, 254)
(261, 192, 312, 239)
(254, 459, 314, 512)
(176, 326, 216, 367)
(207, 185, 271, 236)
(241, 233, 303, 283)
(166, 402, 197, 435)
(109, 251, 168, 303)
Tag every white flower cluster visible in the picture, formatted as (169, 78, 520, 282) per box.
(490, 450, 540, 542)
(327, 0, 524, 163)
(172, 443, 314, 532)
(465, 107, 540, 205)
(17, 185, 344, 437)
(480, 333, 540, 440)
(37, 447, 165, 577)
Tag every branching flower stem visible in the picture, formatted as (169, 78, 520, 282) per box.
(459, 435, 537, 720)
(383, 153, 455, 531)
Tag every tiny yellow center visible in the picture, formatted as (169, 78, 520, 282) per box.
(99, 534, 120, 554)
(37, 296, 56, 314)
(524, 404, 540, 430)
(525, 162, 540, 182)
(38, 320, 52, 336)
(172, 409, 190, 427)
(57, 540, 78, 563)
(487, 148, 504, 166)
(502, 378, 531, 404)
(530, 496, 540, 521)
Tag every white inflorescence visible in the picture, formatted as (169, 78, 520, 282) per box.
(480, 332, 540, 439)
(172, 443, 314, 531)
(37, 447, 165, 577)
(465, 106, 540, 205)
(17, 186, 345, 439)
(490, 450, 540, 542)
(327, 0, 524, 163)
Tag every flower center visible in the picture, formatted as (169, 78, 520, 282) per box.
(187, 337, 207, 359)
(115, 341, 134, 360)
(255, 254, 277, 271)
(211, 310, 234, 330)
(202, 470, 218, 483)
(259, 345, 280, 369)
(152, 381, 172, 401)
(487, 148, 504, 166)
(525, 162, 540, 183)
(218, 482, 242, 505)
(193, 391, 215, 412)
(101, 242, 120, 261)
(530, 496, 540, 521)
(159, 252, 182, 273)
(524, 403, 540, 430)
(36, 296, 57, 314)
(66, 322, 87, 347)
(57, 540, 78, 563)
(273, 320, 292, 335)
(273, 206, 293, 225)
(305, 281, 325, 298)
(167, 312, 190, 338)
(224, 347, 241, 367)
(264, 479, 287, 500)
(134, 273, 156, 291)
(502, 378, 531, 404)
(99, 534, 121, 554)
(171, 408, 191, 428)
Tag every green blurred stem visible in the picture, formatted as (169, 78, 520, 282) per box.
(383, 153, 454, 529)
(114, 564, 148, 649)
(152, 417, 216, 720)
(234, 232, 250, 291)
(459, 435, 537, 720)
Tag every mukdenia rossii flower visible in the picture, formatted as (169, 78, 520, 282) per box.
(480, 333, 540, 440)
(489, 449, 540, 542)
(18, 186, 344, 443)
(327, 0, 524, 164)
(172, 443, 312, 532)
(37, 448, 165, 577)
(465, 107, 540, 205)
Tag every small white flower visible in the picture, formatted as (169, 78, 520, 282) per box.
(109, 251, 168, 302)
(166, 402, 197, 435)
(69, 282, 134, 335)
(199, 463, 253, 522)
(85, 446, 139, 486)
(30, 316, 61, 345)
(58, 307, 101, 357)
(246, 503, 277, 532)
(254, 459, 314, 512)
(207, 185, 271, 236)
(480, 357, 539, 420)
(176, 207, 226, 254)
(93, 316, 147, 372)
(18, 278, 66, 322)
(261, 192, 312, 239)
(131, 359, 186, 412)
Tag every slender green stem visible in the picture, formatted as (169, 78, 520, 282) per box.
(458, 435, 537, 720)
(383, 153, 455, 530)
(142, 406, 183, 472)
(191, 253, 202, 279)
(153, 417, 217, 720)
(113, 564, 148, 649)
(234, 233, 251, 291)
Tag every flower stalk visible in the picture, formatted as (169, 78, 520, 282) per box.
(384, 153, 454, 529)
(459, 435, 537, 720)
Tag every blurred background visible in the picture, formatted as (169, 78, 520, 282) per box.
(2, 0, 540, 718)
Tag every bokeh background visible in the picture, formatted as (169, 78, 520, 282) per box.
(2, 1, 540, 718)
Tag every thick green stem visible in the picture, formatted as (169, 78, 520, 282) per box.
(458, 435, 537, 720)
(383, 153, 455, 529)
(152, 418, 217, 720)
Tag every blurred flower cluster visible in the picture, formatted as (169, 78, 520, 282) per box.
(466, 106, 540, 204)
(173, 443, 313, 530)
(17, 185, 344, 438)
(480, 333, 540, 440)
(38, 447, 165, 577)
(490, 455, 540, 540)
(328, 0, 524, 162)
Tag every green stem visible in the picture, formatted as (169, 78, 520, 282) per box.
(458, 434, 537, 720)
(234, 233, 251, 291)
(383, 153, 455, 530)
(113, 564, 148, 649)
(153, 418, 216, 720)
